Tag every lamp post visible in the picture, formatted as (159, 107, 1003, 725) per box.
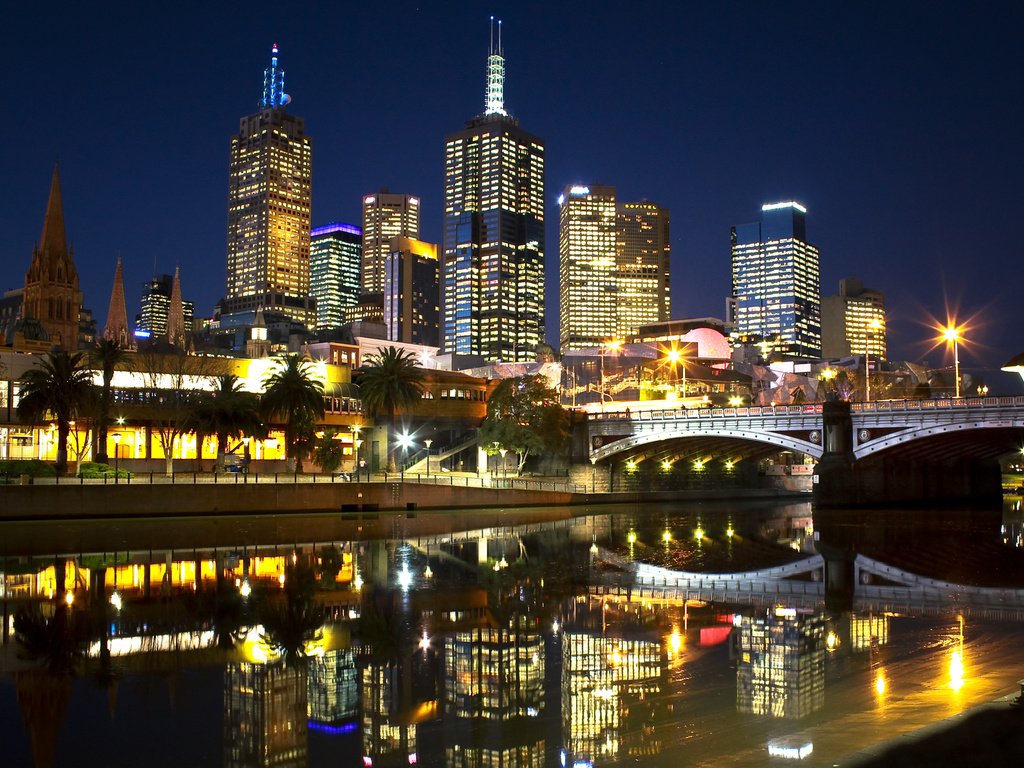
(499, 448, 507, 484)
(665, 347, 686, 401)
(590, 455, 597, 493)
(865, 317, 883, 403)
(354, 439, 363, 480)
(943, 325, 962, 398)
(112, 433, 121, 484)
(424, 439, 433, 477)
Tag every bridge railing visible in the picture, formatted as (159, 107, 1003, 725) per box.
(588, 395, 1024, 422)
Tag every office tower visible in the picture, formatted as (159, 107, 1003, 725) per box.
(735, 609, 825, 719)
(820, 277, 886, 360)
(23, 164, 83, 350)
(730, 202, 821, 358)
(617, 200, 670, 332)
(310, 222, 362, 329)
(224, 44, 314, 328)
(361, 190, 420, 295)
(103, 256, 131, 348)
(442, 20, 545, 362)
(308, 650, 358, 727)
(559, 185, 618, 350)
(225, 662, 309, 767)
(136, 274, 194, 340)
(384, 236, 440, 345)
(559, 186, 671, 350)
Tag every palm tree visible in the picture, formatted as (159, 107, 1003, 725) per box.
(356, 347, 424, 472)
(193, 375, 264, 472)
(90, 339, 127, 464)
(261, 355, 325, 473)
(18, 352, 94, 474)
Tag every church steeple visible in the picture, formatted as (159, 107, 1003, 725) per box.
(167, 266, 185, 348)
(39, 163, 68, 259)
(103, 256, 131, 348)
(23, 163, 82, 350)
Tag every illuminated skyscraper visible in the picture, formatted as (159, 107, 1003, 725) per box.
(820, 277, 886, 360)
(559, 186, 670, 350)
(731, 202, 821, 357)
(135, 274, 194, 342)
(224, 44, 314, 328)
(442, 19, 545, 362)
(362, 190, 420, 295)
(310, 222, 362, 329)
(225, 662, 309, 767)
(384, 237, 439, 345)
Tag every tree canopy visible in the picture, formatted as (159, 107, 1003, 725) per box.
(356, 347, 424, 471)
(261, 354, 325, 472)
(479, 375, 569, 471)
(18, 352, 94, 474)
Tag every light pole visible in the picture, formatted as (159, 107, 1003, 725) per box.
(865, 317, 883, 403)
(424, 439, 433, 477)
(499, 448, 507, 484)
(665, 347, 685, 401)
(354, 439, 363, 479)
(112, 433, 121, 484)
(943, 325, 962, 398)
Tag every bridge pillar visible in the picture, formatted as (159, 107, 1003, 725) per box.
(813, 400, 857, 507)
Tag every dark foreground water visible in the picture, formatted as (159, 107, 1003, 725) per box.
(1, 497, 1023, 767)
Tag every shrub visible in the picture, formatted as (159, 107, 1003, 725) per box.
(0, 460, 57, 478)
(77, 462, 132, 479)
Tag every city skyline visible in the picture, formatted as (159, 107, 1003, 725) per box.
(2, 3, 1022, 382)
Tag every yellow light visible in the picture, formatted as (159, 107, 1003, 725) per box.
(278, 573, 286, 587)
(726, 525, 734, 538)
(110, 591, 123, 611)
(826, 630, 838, 651)
(875, 672, 887, 695)
(627, 531, 637, 544)
(419, 633, 430, 651)
(661, 459, 672, 471)
(949, 650, 964, 691)
(625, 459, 636, 472)
(943, 325, 961, 343)
(694, 527, 704, 541)
(668, 630, 682, 655)
(725, 460, 734, 470)
(64, 590, 75, 606)
(610, 649, 622, 666)
(820, 368, 837, 381)
(239, 580, 252, 598)
(662, 530, 672, 543)
(693, 460, 704, 471)
(666, 349, 681, 364)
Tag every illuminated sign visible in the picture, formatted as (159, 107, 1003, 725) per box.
(133, 329, 152, 338)
(569, 185, 591, 196)
(761, 201, 807, 213)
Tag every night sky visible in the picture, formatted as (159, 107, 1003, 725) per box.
(4, 2, 1022, 388)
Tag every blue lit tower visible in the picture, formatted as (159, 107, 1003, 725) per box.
(442, 19, 545, 362)
(310, 222, 362, 329)
(224, 44, 315, 328)
(731, 202, 821, 358)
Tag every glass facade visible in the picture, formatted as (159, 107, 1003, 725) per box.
(442, 30, 545, 362)
(731, 202, 821, 358)
(136, 274, 194, 339)
(384, 236, 439, 345)
(310, 222, 362, 329)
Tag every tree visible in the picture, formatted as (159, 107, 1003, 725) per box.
(18, 352, 94, 474)
(193, 375, 264, 472)
(479, 375, 569, 472)
(356, 347, 424, 472)
(90, 339, 127, 463)
(261, 354, 325, 473)
(312, 428, 345, 474)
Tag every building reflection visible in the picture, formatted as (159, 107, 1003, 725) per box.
(735, 607, 825, 719)
(444, 623, 546, 767)
(308, 649, 358, 729)
(560, 599, 664, 765)
(224, 661, 309, 767)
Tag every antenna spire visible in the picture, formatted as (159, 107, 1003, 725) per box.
(484, 18, 507, 116)
(260, 42, 291, 109)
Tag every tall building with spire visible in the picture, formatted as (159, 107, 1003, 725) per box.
(136, 274, 193, 341)
(23, 165, 83, 350)
(166, 267, 186, 348)
(224, 44, 314, 328)
(103, 256, 132, 348)
(442, 19, 545, 362)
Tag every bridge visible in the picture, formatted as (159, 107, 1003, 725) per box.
(586, 396, 1024, 504)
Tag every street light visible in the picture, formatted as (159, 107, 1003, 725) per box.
(590, 455, 597, 493)
(943, 325, 962, 398)
(424, 438, 433, 477)
(499, 447, 508, 483)
(112, 433, 121, 484)
(665, 347, 686, 400)
(865, 317, 883, 403)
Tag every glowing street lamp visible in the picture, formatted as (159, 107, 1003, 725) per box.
(943, 325, 962, 398)
(424, 438, 433, 477)
(665, 347, 686, 398)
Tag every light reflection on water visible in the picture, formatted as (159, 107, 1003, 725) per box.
(1, 499, 1023, 767)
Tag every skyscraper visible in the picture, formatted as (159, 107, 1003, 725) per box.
(361, 191, 420, 295)
(559, 185, 618, 351)
(559, 186, 670, 350)
(383, 236, 439, 345)
(442, 20, 545, 362)
(731, 202, 821, 358)
(224, 44, 314, 328)
(23, 165, 83, 350)
(136, 274, 194, 341)
(310, 222, 362, 329)
(820, 277, 886, 360)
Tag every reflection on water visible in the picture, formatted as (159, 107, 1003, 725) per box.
(2, 499, 1024, 767)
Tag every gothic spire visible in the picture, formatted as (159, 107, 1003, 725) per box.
(39, 163, 68, 258)
(103, 255, 131, 348)
(484, 18, 507, 117)
(167, 265, 185, 348)
(260, 42, 291, 109)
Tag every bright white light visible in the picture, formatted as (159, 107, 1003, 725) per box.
(419, 633, 430, 651)
(64, 591, 75, 606)
(569, 185, 590, 195)
(761, 201, 807, 213)
(239, 580, 252, 598)
(398, 565, 413, 591)
(110, 591, 123, 611)
(767, 741, 813, 760)
(557, 194, 565, 206)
